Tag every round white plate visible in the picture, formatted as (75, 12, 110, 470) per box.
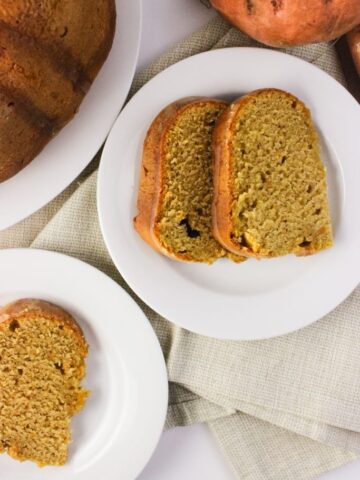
(0, 0, 142, 231)
(0, 248, 168, 480)
(97, 47, 360, 340)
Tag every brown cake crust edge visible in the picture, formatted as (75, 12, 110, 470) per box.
(0, 298, 88, 356)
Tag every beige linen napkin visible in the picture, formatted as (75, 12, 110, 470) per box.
(1, 15, 360, 480)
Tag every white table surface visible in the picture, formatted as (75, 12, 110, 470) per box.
(137, 1, 360, 478)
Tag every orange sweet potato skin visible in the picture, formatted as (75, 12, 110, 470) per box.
(210, 0, 360, 46)
(347, 25, 360, 76)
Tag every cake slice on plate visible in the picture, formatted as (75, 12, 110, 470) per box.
(0, 299, 88, 466)
(134, 97, 244, 264)
(212, 88, 333, 258)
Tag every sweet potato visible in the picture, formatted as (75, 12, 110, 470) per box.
(210, 0, 360, 47)
(347, 25, 360, 76)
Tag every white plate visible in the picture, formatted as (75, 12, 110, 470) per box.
(97, 47, 360, 340)
(0, 0, 142, 231)
(0, 248, 168, 480)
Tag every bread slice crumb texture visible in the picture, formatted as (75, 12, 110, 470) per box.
(0, 299, 88, 467)
(229, 89, 333, 257)
(156, 101, 230, 263)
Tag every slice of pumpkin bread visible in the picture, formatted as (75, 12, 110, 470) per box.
(213, 88, 333, 257)
(0, 299, 88, 466)
(134, 97, 244, 263)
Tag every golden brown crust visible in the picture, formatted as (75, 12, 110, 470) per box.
(86, 1, 116, 81)
(134, 97, 228, 262)
(0, 0, 116, 183)
(134, 98, 193, 259)
(212, 88, 321, 258)
(0, 88, 52, 182)
(0, 1, 116, 83)
(0, 299, 88, 356)
(212, 100, 240, 256)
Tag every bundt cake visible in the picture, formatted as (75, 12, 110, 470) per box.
(0, 0, 116, 182)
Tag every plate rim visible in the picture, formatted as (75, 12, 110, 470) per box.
(97, 46, 360, 341)
(0, 0, 142, 231)
(0, 247, 168, 480)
